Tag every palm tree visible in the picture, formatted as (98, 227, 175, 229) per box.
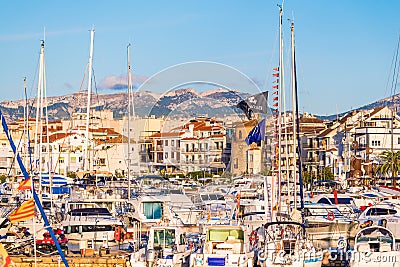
(376, 150, 400, 187)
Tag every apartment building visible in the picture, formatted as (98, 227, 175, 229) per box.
(140, 117, 227, 175)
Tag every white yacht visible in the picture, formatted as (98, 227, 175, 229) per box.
(358, 199, 400, 239)
(259, 221, 323, 267)
(62, 205, 123, 241)
(145, 226, 191, 267)
(300, 203, 358, 242)
(349, 226, 400, 267)
(190, 225, 255, 267)
(311, 194, 359, 218)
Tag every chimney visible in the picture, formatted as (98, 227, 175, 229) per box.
(189, 124, 194, 133)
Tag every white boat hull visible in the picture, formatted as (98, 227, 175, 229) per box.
(64, 230, 115, 242)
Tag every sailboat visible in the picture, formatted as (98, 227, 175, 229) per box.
(258, 7, 322, 267)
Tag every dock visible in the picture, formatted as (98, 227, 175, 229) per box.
(10, 254, 130, 267)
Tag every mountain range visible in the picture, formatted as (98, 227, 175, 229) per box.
(0, 88, 396, 122)
(0, 88, 251, 121)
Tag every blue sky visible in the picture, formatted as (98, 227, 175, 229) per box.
(1, 1, 399, 115)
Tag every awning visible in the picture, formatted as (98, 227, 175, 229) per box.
(209, 162, 226, 169)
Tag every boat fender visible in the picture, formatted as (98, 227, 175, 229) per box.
(249, 230, 258, 247)
(360, 220, 373, 229)
(114, 226, 121, 241)
(327, 211, 335, 221)
(378, 219, 387, 227)
(275, 241, 281, 253)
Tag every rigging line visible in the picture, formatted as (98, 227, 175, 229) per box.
(92, 70, 112, 174)
(262, 23, 280, 93)
(26, 49, 41, 122)
(51, 64, 88, 174)
(390, 34, 400, 103)
(394, 36, 400, 111)
(7, 129, 26, 177)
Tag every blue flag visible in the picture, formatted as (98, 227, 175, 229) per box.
(245, 119, 266, 145)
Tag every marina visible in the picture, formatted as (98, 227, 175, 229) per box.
(1, 2, 400, 267)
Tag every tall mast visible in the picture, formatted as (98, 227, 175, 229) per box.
(127, 43, 133, 200)
(291, 21, 298, 210)
(291, 21, 306, 227)
(277, 5, 284, 218)
(85, 28, 95, 171)
(23, 77, 29, 169)
(390, 34, 400, 187)
(34, 41, 45, 193)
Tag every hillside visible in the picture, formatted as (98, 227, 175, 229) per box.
(0, 88, 250, 121)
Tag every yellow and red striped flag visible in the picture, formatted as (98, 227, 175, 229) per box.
(9, 198, 35, 223)
(17, 178, 32, 191)
(0, 243, 13, 266)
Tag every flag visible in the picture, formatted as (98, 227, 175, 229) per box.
(273, 97, 278, 101)
(272, 85, 278, 89)
(273, 90, 279, 95)
(245, 119, 266, 145)
(273, 79, 279, 83)
(273, 67, 279, 71)
(9, 198, 35, 223)
(333, 189, 338, 205)
(236, 91, 269, 120)
(0, 243, 13, 267)
(17, 178, 32, 190)
(272, 73, 279, 77)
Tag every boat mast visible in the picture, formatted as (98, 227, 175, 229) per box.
(84, 28, 95, 172)
(291, 21, 306, 227)
(127, 43, 133, 200)
(390, 34, 400, 187)
(290, 21, 298, 210)
(23, 77, 29, 170)
(34, 41, 45, 194)
(277, 5, 284, 219)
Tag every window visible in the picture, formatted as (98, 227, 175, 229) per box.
(234, 158, 238, 169)
(317, 198, 331, 205)
(366, 208, 397, 216)
(239, 130, 242, 140)
(164, 140, 168, 146)
(143, 202, 163, 219)
(371, 140, 381, 147)
(171, 140, 175, 146)
(165, 152, 168, 159)
(171, 152, 174, 159)
(249, 155, 253, 162)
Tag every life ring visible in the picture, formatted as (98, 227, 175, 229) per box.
(327, 211, 335, 221)
(249, 230, 259, 247)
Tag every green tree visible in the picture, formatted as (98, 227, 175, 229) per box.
(318, 167, 334, 181)
(376, 150, 400, 187)
(0, 175, 7, 184)
(302, 171, 315, 185)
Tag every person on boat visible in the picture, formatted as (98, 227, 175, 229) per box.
(22, 227, 30, 237)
